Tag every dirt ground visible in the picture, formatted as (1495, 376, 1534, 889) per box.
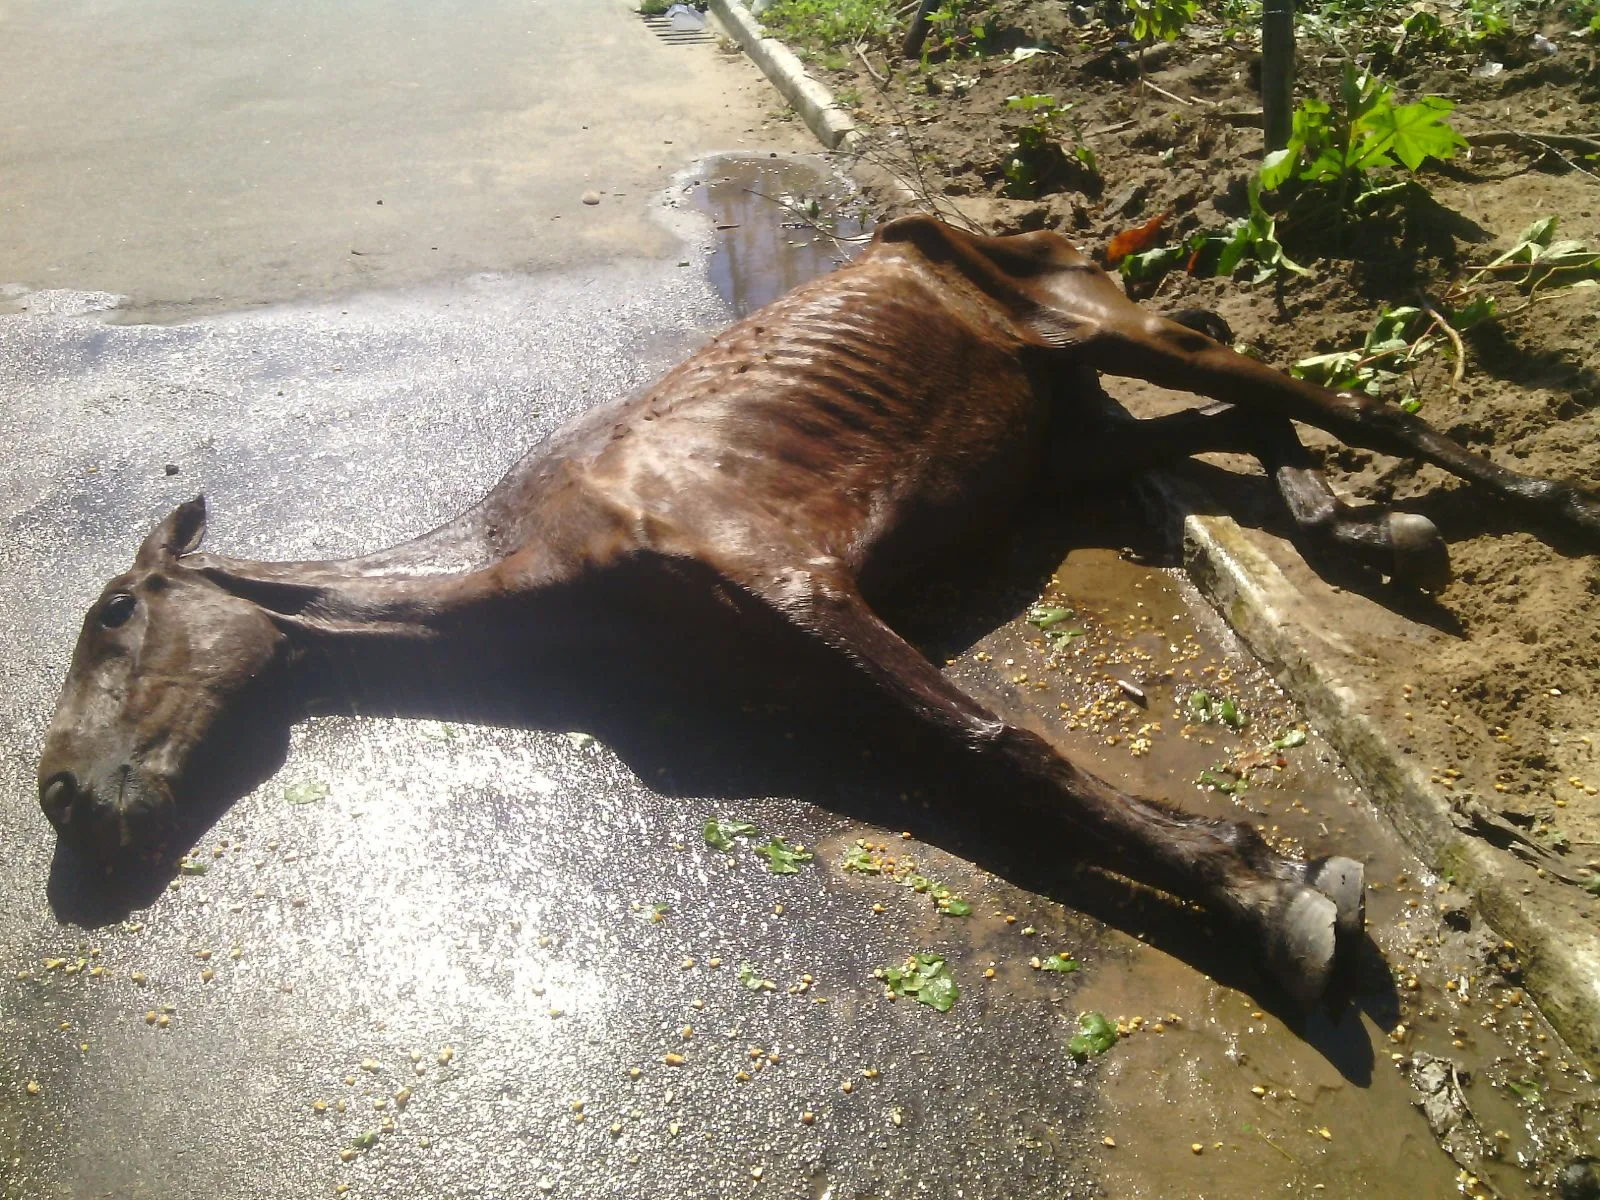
(780, 2, 1600, 938)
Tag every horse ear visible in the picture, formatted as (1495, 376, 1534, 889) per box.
(137, 496, 208, 565)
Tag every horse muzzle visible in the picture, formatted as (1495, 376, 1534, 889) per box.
(38, 764, 167, 860)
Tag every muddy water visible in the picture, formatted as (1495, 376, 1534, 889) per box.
(669, 156, 1599, 1196)
(682, 155, 872, 317)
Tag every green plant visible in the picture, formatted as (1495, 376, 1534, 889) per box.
(920, 0, 993, 60)
(1126, 0, 1198, 42)
(758, 0, 898, 53)
(1259, 64, 1467, 224)
(1466, 216, 1600, 300)
(999, 93, 1097, 199)
(1121, 178, 1309, 287)
(1290, 295, 1496, 410)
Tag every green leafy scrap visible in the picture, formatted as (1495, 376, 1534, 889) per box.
(1584, 873, 1600, 897)
(1469, 216, 1600, 297)
(843, 844, 882, 873)
(756, 837, 814, 874)
(1040, 953, 1081, 973)
(738, 962, 778, 991)
(906, 873, 973, 917)
(1068, 1011, 1118, 1058)
(1271, 728, 1308, 751)
(1505, 1078, 1541, 1101)
(1129, 178, 1309, 289)
(879, 953, 959, 1012)
(1028, 605, 1075, 630)
(1189, 690, 1247, 729)
(284, 780, 329, 806)
(1197, 766, 1248, 795)
(703, 818, 759, 852)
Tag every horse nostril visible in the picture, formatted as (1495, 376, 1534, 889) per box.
(40, 773, 80, 825)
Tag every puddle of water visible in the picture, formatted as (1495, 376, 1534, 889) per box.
(683, 155, 871, 318)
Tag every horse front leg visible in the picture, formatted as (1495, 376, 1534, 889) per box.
(1050, 399, 1452, 590)
(741, 558, 1365, 1006)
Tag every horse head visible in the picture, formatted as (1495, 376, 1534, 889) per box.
(38, 497, 289, 861)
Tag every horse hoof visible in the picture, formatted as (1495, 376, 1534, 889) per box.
(1265, 888, 1338, 1008)
(1305, 855, 1365, 954)
(1387, 513, 1450, 593)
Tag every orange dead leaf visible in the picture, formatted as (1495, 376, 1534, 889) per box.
(1105, 212, 1168, 266)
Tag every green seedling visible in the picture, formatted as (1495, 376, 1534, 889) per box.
(1000, 94, 1097, 200)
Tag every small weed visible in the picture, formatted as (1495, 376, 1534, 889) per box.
(999, 93, 1098, 199)
(1126, 0, 1198, 42)
(759, 0, 898, 53)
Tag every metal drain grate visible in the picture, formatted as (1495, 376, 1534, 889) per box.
(641, 11, 718, 44)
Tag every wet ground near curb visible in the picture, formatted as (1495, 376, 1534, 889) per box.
(2, 155, 1594, 1199)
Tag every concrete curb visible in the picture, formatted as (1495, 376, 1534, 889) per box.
(707, 0, 859, 152)
(1152, 476, 1600, 1071)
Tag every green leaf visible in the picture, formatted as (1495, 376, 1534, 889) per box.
(1218, 697, 1247, 728)
(1516, 216, 1560, 249)
(843, 844, 882, 873)
(703, 818, 758, 852)
(756, 837, 814, 874)
(738, 962, 777, 991)
(1068, 1011, 1118, 1057)
(1585, 874, 1600, 896)
(1028, 605, 1075, 630)
(939, 897, 973, 917)
(1120, 244, 1187, 283)
(1041, 953, 1080, 973)
(1505, 1078, 1541, 1101)
(1452, 293, 1497, 331)
(881, 952, 959, 1011)
(1188, 689, 1213, 718)
(1259, 147, 1299, 192)
(178, 857, 209, 876)
(284, 780, 329, 806)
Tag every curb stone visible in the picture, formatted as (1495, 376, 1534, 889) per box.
(706, 0, 859, 151)
(1143, 473, 1600, 1073)
(719, 13, 1600, 1072)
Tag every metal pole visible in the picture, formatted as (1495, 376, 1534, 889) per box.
(1262, 0, 1295, 152)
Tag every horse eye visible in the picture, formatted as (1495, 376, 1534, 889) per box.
(100, 593, 138, 629)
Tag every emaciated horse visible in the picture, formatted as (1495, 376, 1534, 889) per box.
(39, 217, 1600, 1004)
